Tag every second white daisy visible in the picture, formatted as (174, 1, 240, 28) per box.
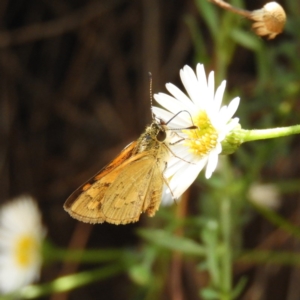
(0, 196, 45, 294)
(153, 64, 240, 203)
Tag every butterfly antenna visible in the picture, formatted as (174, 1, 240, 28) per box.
(148, 72, 155, 120)
(165, 110, 197, 130)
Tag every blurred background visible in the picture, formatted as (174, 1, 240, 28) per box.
(0, 0, 300, 299)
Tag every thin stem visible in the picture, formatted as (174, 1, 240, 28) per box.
(17, 264, 126, 299)
(238, 250, 300, 266)
(251, 202, 300, 240)
(43, 241, 125, 263)
(209, 0, 252, 19)
(219, 197, 232, 300)
(239, 125, 300, 143)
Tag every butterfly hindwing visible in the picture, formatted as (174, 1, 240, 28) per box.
(100, 155, 164, 224)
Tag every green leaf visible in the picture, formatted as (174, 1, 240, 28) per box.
(184, 15, 209, 63)
(138, 229, 205, 256)
(231, 277, 248, 299)
(195, 0, 219, 39)
(230, 28, 262, 51)
(200, 287, 221, 299)
(128, 264, 152, 286)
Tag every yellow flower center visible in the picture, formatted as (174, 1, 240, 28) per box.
(183, 110, 218, 157)
(15, 235, 39, 268)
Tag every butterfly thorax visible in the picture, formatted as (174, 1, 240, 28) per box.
(134, 121, 168, 155)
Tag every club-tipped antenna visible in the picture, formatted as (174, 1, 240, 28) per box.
(148, 72, 155, 120)
(165, 110, 197, 130)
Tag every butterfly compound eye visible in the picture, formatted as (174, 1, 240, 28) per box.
(156, 129, 166, 142)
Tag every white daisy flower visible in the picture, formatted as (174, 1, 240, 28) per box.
(153, 64, 240, 205)
(0, 196, 45, 294)
(248, 183, 281, 210)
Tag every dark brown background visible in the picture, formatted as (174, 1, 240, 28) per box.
(0, 0, 300, 299)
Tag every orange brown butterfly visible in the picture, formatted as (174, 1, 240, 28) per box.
(64, 78, 196, 225)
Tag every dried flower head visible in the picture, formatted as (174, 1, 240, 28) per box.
(251, 2, 286, 39)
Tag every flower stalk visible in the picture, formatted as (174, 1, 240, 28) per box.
(221, 124, 300, 155)
(219, 197, 232, 300)
(239, 125, 300, 143)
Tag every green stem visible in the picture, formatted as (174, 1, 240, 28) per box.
(238, 250, 300, 266)
(219, 197, 232, 300)
(239, 125, 300, 143)
(43, 241, 127, 263)
(251, 202, 300, 240)
(15, 264, 126, 299)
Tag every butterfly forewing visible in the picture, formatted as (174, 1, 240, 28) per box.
(64, 142, 137, 223)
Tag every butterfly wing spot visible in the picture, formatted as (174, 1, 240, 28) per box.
(82, 183, 92, 191)
(65, 193, 105, 224)
(64, 181, 112, 224)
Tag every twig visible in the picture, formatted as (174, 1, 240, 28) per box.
(209, 0, 252, 19)
(0, 1, 120, 48)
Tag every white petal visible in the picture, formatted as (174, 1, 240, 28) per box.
(213, 80, 226, 111)
(180, 66, 209, 110)
(195, 63, 211, 108)
(165, 154, 195, 178)
(168, 159, 207, 198)
(196, 64, 207, 89)
(213, 107, 229, 130)
(219, 118, 240, 139)
(161, 185, 175, 206)
(166, 83, 195, 111)
(207, 71, 215, 105)
(152, 106, 190, 127)
(223, 97, 240, 123)
(205, 150, 220, 179)
(180, 66, 204, 107)
(154, 93, 188, 116)
(226, 118, 240, 131)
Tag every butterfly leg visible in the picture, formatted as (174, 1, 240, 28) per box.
(163, 143, 194, 165)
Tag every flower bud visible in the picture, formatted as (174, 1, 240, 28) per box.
(220, 124, 243, 155)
